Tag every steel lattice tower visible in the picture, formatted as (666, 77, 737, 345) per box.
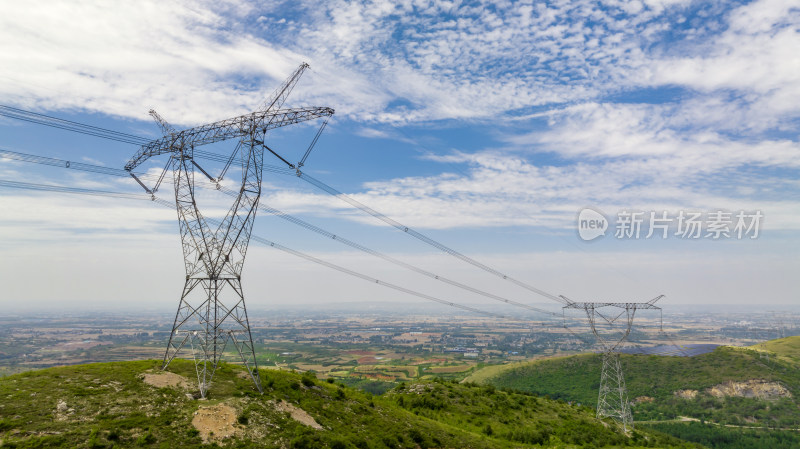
(124, 63, 333, 397)
(562, 295, 663, 432)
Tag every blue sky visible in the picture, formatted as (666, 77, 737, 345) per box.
(0, 0, 798, 315)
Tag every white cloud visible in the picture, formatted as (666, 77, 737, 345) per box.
(0, 0, 304, 125)
(645, 0, 800, 130)
(513, 102, 800, 168)
(2, 0, 797, 131)
(260, 148, 800, 231)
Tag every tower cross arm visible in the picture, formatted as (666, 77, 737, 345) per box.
(564, 302, 661, 310)
(124, 106, 334, 171)
(563, 295, 664, 311)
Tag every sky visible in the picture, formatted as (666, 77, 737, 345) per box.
(0, 0, 798, 318)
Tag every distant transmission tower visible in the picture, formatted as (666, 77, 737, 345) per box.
(770, 311, 786, 339)
(562, 295, 663, 432)
(124, 63, 333, 397)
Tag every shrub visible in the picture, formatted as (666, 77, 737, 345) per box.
(135, 430, 156, 446)
(301, 375, 315, 388)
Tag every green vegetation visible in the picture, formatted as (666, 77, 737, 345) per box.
(0, 359, 700, 448)
(484, 346, 800, 406)
(642, 422, 800, 449)
(474, 338, 800, 448)
(462, 361, 530, 384)
(391, 379, 691, 448)
(752, 336, 800, 366)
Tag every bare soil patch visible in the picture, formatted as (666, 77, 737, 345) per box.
(273, 400, 323, 429)
(140, 370, 192, 390)
(192, 403, 239, 443)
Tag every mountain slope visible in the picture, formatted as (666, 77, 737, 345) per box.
(472, 339, 800, 448)
(752, 336, 800, 365)
(478, 343, 800, 425)
(0, 359, 699, 448)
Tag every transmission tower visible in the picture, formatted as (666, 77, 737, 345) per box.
(770, 311, 786, 340)
(124, 63, 333, 397)
(562, 295, 663, 432)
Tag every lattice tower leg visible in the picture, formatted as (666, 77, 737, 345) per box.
(162, 278, 262, 397)
(597, 351, 633, 432)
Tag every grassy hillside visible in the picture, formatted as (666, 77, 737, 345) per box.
(751, 336, 800, 365)
(474, 339, 800, 448)
(0, 359, 699, 449)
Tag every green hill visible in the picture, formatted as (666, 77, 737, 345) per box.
(471, 338, 800, 449)
(0, 359, 699, 449)
(750, 336, 800, 366)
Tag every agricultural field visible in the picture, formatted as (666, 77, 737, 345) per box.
(2, 307, 798, 391)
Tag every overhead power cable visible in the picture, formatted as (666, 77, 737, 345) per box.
(243, 234, 514, 320)
(1, 146, 560, 318)
(0, 178, 527, 322)
(245, 193, 561, 317)
(0, 179, 154, 201)
(296, 171, 570, 305)
(1, 105, 566, 306)
(0, 105, 151, 145)
(0, 147, 295, 180)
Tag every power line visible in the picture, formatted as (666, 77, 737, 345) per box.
(0, 147, 295, 180)
(296, 170, 570, 305)
(1, 146, 560, 318)
(0, 178, 531, 322)
(0, 105, 151, 145)
(1, 104, 567, 306)
(251, 197, 561, 317)
(304, 67, 660, 301)
(0, 179, 153, 201)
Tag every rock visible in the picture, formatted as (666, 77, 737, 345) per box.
(674, 389, 699, 399)
(707, 380, 791, 399)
